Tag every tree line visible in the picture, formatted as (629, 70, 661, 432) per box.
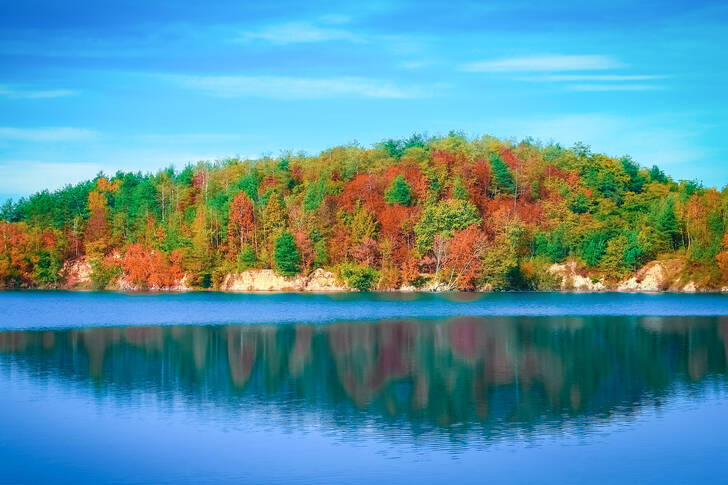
(1, 132, 727, 290)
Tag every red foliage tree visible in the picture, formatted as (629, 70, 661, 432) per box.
(293, 230, 314, 273)
(340, 174, 385, 214)
(444, 225, 486, 290)
(351, 237, 381, 266)
(327, 224, 352, 264)
(228, 192, 256, 253)
(122, 243, 184, 289)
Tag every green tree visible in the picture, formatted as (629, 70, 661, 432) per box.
(546, 229, 568, 263)
(452, 176, 469, 200)
(385, 175, 412, 206)
(569, 192, 590, 214)
(274, 231, 300, 276)
(303, 179, 327, 211)
(32, 250, 63, 285)
(414, 199, 481, 252)
(237, 244, 258, 271)
(650, 165, 668, 184)
(582, 233, 607, 267)
(489, 154, 514, 195)
(620, 156, 646, 193)
(656, 198, 679, 251)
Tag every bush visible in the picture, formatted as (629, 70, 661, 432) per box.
(89, 259, 121, 290)
(338, 263, 379, 291)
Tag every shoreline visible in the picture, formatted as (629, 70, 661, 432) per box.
(5, 257, 725, 295)
(2, 287, 727, 294)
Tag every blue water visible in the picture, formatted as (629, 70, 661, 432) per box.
(1, 293, 727, 484)
(0, 291, 727, 329)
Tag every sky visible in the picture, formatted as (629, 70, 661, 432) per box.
(1, 0, 727, 202)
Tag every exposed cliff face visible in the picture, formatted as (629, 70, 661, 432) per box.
(547, 259, 708, 293)
(220, 268, 348, 292)
(616, 259, 688, 292)
(549, 262, 606, 291)
(49, 257, 717, 293)
(61, 258, 92, 289)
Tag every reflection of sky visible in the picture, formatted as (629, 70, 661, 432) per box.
(1, 1, 728, 202)
(2, 363, 727, 484)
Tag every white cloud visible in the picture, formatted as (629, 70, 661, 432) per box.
(0, 127, 98, 142)
(460, 55, 622, 72)
(529, 74, 667, 82)
(240, 22, 362, 45)
(0, 85, 77, 99)
(566, 83, 664, 92)
(172, 75, 440, 99)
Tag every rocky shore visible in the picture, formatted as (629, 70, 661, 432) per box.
(40, 256, 728, 293)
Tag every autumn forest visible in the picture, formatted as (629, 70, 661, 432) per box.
(2, 132, 728, 291)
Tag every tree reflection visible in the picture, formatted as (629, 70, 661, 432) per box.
(1, 316, 726, 436)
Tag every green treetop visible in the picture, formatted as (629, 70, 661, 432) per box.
(274, 231, 300, 276)
(385, 175, 413, 206)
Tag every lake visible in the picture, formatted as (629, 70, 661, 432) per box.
(1, 292, 727, 484)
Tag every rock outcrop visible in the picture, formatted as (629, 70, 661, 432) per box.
(61, 257, 92, 289)
(617, 259, 686, 292)
(548, 261, 605, 291)
(305, 268, 348, 291)
(220, 268, 348, 292)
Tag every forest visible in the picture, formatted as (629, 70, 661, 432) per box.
(1, 132, 727, 291)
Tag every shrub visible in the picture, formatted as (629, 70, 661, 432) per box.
(338, 263, 379, 291)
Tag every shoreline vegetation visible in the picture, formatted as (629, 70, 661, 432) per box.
(2, 132, 728, 293)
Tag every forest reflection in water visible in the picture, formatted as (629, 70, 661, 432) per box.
(1, 316, 727, 442)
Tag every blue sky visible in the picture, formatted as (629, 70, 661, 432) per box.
(1, 0, 727, 201)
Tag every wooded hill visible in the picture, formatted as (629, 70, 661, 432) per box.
(2, 132, 727, 291)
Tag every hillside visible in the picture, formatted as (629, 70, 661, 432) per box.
(1, 133, 727, 292)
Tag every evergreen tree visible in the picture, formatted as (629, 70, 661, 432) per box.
(656, 198, 679, 250)
(274, 231, 300, 276)
(489, 154, 514, 195)
(620, 156, 646, 193)
(385, 176, 412, 206)
(650, 165, 668, 184)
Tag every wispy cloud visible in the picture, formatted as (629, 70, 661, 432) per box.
(239, 21, 363, 45)
(566, 84, 664, 92)
(0, 127, 98, 142)
(0, 85, 77, 99)
(523, 74, 668, 82)
(172, 75, 441, 99)
(460, 55, 622, 72)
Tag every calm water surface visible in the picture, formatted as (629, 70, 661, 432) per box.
(1, 292, 727, 484)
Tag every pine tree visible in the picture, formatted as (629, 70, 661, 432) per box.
(656, 198, 679, 250)
(489, 154, 514, 195)
(385, 175, 412, 206)
(274, 231, 300, 276)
